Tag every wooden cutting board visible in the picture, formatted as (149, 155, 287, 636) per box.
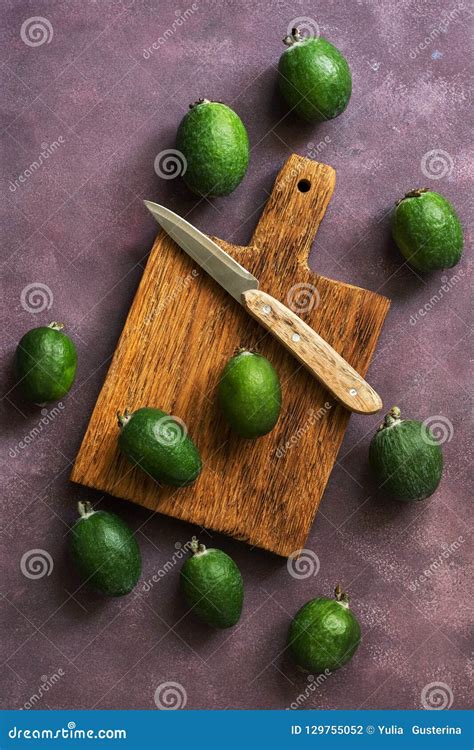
(71, 155, 390, 557)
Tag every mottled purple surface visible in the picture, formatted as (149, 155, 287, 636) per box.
(1, 0, 472, 712)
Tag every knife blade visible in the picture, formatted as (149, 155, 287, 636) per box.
(144, 202, 258, 302)
(144, 200, 382, 415)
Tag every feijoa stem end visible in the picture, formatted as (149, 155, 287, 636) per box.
(377, 406, 401, 431)
(405, 187, 429, 198)
(189, 97, 211, 109)
(78, 500, 95, 519)
(48, 322, 64, 331)
(190, 536, 206, 555)
(283, 27, 304, 45)
(396, 188, 429, 206)
(335, 584, 350, 605)
(117, 409, 132, 428)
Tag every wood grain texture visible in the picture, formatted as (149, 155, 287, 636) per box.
(71, 155, 390, 557)
(242, 289, 383, 414)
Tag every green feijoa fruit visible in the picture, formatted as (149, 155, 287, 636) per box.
(69, 501, 141, 597)
(180, 538, 243, 628)
(15, 322, 77, 403)
(117, 407, 202, 488)
(278, 28, 352, 122)
(288, 585, 361, 673)
(218, 350, 282, 439)
(392, 188, 463, 271)
(369, 406, 443, 501)
(176, 98, 249, 196)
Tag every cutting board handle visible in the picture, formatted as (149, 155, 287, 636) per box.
(250, 154, 336, 266)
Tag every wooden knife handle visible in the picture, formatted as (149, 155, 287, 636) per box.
(241, 289, 382, 415)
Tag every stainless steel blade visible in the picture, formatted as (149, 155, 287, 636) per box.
(144, 201, 258, 302)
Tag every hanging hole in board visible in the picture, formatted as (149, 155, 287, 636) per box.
(297, 179, 311, 193)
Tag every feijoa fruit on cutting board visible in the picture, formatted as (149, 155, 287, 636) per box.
(117, 407, 202, 487)
(218, 350, 282, 439)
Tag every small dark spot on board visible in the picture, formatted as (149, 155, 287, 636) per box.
(297, 179, 311, 193)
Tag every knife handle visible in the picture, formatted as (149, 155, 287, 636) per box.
(241, 289, 382, 415)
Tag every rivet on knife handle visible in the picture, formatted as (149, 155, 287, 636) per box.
(241, 289, 382, 415)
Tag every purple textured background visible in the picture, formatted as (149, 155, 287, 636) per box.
(1, 0, 472, 712)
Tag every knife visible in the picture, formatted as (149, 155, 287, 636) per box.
(144, 201, 382, 415)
